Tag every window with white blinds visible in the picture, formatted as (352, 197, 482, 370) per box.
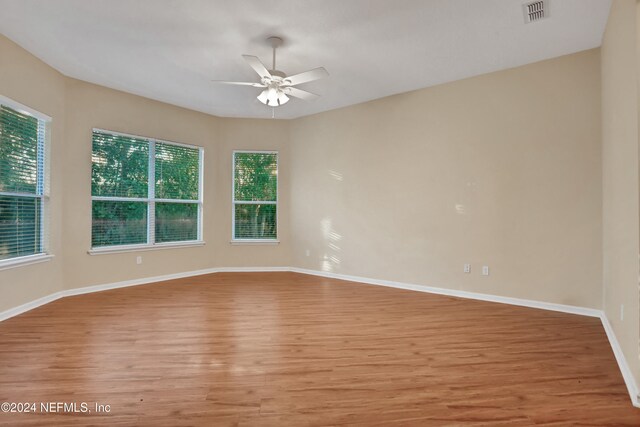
(0, 99, 49, 264)
(232, 151, 278, 241)
(91, 129, 203, 250)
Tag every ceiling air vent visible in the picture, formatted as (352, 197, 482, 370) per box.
(523, 1, 547, 23)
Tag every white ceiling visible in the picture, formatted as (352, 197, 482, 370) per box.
(0, 0, 611, 119)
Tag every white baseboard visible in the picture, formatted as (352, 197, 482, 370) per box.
(63, 267, 221, 297)
(215, 266, 291, 273)
(600, 315, 640, 407)
(0, 266, 291, 322)
(290, 267, 602, 317)
(0, 268, 220, 322)
(0, 290, 66, 322)
(0, 265, 638, 407)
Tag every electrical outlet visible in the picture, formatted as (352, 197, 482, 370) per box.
(305, 249, 311, 257)
(464, 264, 470, 273)
(136, 256, 142, 265)
(482, 266, 489, 276)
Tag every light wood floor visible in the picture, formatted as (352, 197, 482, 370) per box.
(0, 272, 638, 426)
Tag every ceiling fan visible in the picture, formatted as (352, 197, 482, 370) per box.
(213, 36, 329, 107)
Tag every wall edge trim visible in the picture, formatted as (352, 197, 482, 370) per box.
(600, 314, 640, 407)
(289, 267, 601, 317)
(0, 290, 66, 322)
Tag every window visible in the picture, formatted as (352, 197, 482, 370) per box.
(0, 97, 49, 264)
(232, 151, 278, 241)
(91, 129, 203, 251)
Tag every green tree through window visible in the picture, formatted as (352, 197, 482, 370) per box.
(233, 152, 278, 240)
(91, 130, 202, 248)
(0, 103, 47, 262)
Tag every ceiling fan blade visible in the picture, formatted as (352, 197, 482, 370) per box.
(283, 67, 329, 86)
(211, 80, 266, 88)
(283, 87, 320, 101)
(242, 55, 272, 79)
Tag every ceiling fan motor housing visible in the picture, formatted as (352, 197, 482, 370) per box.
(268, 70, 286, 78)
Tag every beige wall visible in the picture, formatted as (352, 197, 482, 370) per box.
(213, 118, 291, 268)
(62, 81, 292, 290)
(0, 36, 66, 312)
(62, 79, 219, 290)
(290, 49, 603, 308)
(602, 0, 640, 393)
(0, 35, 292, 311)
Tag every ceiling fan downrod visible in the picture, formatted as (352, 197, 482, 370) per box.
(267, 36, 283, 72)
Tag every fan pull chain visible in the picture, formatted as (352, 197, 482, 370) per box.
(272, 107, 275, 119)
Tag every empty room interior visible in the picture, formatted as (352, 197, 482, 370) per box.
(1, 0, 640, 425)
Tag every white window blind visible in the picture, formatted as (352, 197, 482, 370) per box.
(0, 101, 49, 263)
(232, 151, 278, 241)
(91, 129, 203, 249)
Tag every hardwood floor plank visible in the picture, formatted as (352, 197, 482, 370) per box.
(0, 272, 638, 425)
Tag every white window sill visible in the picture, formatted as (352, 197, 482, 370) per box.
(88, 241, 205, 255)
(230, 240, 280, 245)
(0, 253, 54, 271)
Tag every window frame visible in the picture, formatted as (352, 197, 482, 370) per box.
(231, 150, 279, 244)
(0, 95, 52, 270)
(89, 128, 205, 254)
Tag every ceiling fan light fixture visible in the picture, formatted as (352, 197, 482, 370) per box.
(257, 89, 269, 105)
(277, 91, 289, 106)
(257, 87, 289, 106)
